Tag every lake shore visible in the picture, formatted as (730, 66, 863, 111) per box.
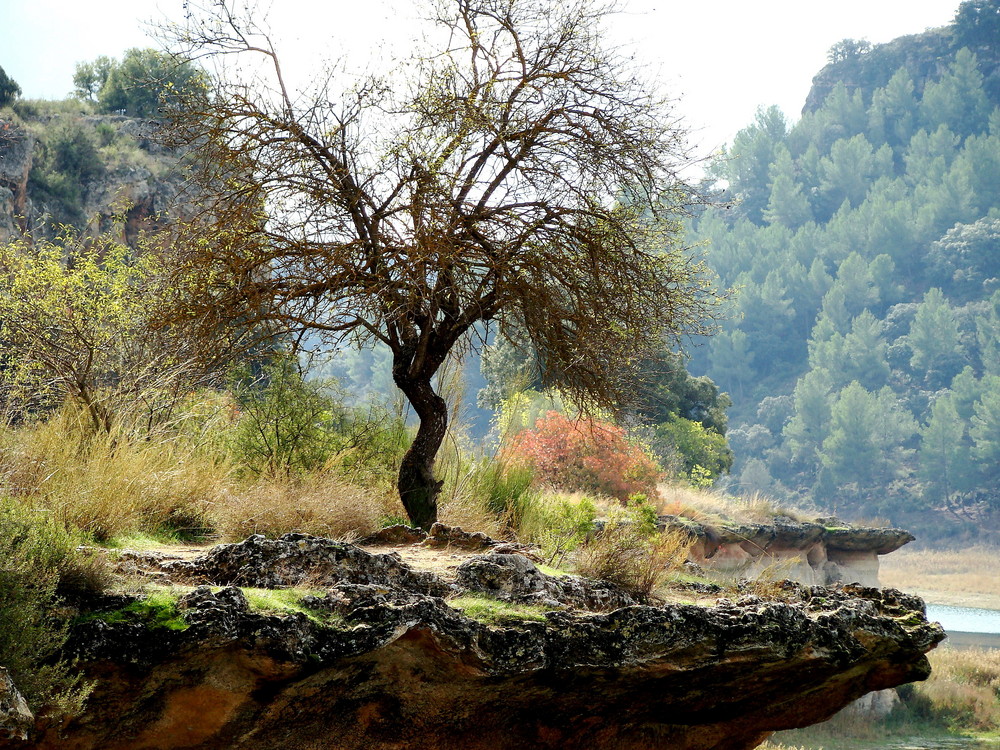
(942, 630, 1000, 650)
(879, 546, 1000, 611)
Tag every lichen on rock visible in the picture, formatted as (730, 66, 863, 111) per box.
(15, 535, 944, 750)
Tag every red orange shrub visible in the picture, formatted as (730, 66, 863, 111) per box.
(506, 411, 662, 501)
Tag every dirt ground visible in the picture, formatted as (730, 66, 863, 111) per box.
(109, 539, 490, 585)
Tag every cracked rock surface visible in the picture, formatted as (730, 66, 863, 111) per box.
(17, 535, 943, 750)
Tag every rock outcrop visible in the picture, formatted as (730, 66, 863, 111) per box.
(0, 114, 187, 245)
(456, 552, 638, 610)
(15, 534, 943, 750)
(665, 516, 914, 587)
(166, 532, 451, 596)
(0, 669, 32, 743)
(0, 121, 33, 239)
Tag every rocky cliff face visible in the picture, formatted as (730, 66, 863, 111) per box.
(803, 24, 1000, 115)
(0, 115, 186, 244)
(9, 533, 943, 750)
(0, 121, 33, 240)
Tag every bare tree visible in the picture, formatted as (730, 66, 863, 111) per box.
(162, 0, 719, 528)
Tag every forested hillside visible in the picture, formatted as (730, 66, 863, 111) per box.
(688, 3, 1000, 533)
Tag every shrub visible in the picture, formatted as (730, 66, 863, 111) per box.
(651, 415, 733, 484)
(0, 498, 105, 714)
(227, 356, 348, 478)
(508, 411, 663, 501)
(575, 497, 690, 601)
(27, 118, 103, 215)
(468, 461, 539, 533)
(576, 523, 690, 602)
(519, 492, 597, 566)
(331, 403, 411, 489)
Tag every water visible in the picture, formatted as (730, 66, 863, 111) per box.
(926, 604, 1000, 635)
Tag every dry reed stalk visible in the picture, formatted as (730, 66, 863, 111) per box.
(0, 412, 230, 540)
(210, 474, 396, 541)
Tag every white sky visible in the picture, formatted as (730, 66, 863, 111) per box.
(1, 0, 960, 157)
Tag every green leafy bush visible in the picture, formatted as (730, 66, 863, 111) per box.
(0, 498, 106, 714)
(520, 493, 597, 566)
(228, 356, 348, 477)
(652, 416, 733, 484)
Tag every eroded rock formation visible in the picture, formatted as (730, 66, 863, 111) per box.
(13, 534, 943, 750)
(0, 121, 33, 239)
(666, 516, 914, 587)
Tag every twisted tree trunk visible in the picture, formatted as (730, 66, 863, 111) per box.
(393, 371, 448, 530)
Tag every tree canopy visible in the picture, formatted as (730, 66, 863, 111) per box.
(162, 0, 719, 528)
(685, 19, 1000, 522)
(0, 65, 21, 107)
(73, 49, 203, 118)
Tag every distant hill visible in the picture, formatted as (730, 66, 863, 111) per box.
(687, 0, 1000, 540)
(805, 7, 1000, 114)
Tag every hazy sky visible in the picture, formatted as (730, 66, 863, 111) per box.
(1, 0, 960, 156)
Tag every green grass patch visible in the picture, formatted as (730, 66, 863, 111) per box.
(243, 587, 345, 627)
(536, 563, 571, 578)
(102, 529, 210, 550)
(449, 594, 553, 625)
(83, 588, 189, 631)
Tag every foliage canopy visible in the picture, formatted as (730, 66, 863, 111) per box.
(162, 0, 719, 527)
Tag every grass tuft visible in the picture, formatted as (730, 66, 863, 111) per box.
(448, 594, 552, 625)
(209, 475, 397, 541)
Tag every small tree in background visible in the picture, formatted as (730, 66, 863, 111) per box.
(227, 355, 348, 477)
(0, 65, 21, 107)
(0, 222, 240, 435)
(73, 49, 204, 118)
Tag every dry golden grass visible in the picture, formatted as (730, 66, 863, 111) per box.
(576, 525, 691, 601)
(0, 401, 410, 544)
(880, 545, 1000, 608)
(208, 474, 400, 541)
(655, 483, 813, 527)
(438, 490, 504, 538)
(0, 410, 228, 540)
(922, 646, 1000, 732)
(774, 646, 1000, 747)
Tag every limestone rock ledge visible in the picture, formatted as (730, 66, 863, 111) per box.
(17, 537, 942, 750)
(665, 516, 916, 587)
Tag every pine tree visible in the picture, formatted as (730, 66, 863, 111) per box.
(868, 68, 917, 150)
(919, 393, 973, 512)
(908, 288, 965, 387)
(764, 147, 813, 228)
(919, 48, 991, 138)
(783, 368, 833, 466)
(971, 386, 1000, 478)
